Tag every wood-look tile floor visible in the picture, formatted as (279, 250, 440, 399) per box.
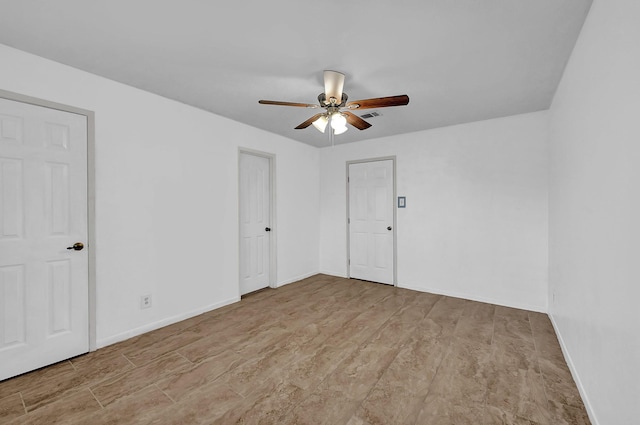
(0, 275, 591, 425)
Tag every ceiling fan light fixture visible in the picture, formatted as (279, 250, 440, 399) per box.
(331, 112, 346, 127)
(333, 125, 348, 135)
(312, 115, 329, 133)
(330, 112, 348, 134)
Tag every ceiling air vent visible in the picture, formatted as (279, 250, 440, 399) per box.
(359, 111, 381, 119)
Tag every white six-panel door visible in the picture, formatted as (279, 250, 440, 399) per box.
(0, 98, 89, 381)
(239, 152, 271, 295)
(348, 160, 394, 285)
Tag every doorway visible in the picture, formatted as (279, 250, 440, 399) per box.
(239, 150, 275, 295)
(347, 158, 396, 285)
(0, 91, 95, 380)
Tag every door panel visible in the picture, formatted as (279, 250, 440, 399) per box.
(1, 265, 25, 348)
(47, 259, 72, 334)
(46, 162, 70, 235)
(239, 152, 271, 295)
(348, 160, 394, 285)
(374, 234, 389, 269)
(0, 98, 88, 381)
(1, 158, 23, 239)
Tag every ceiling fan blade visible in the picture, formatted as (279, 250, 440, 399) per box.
(324, 70, 345, 104)
(346, 94, 410, 110)
(295, 113, 325, 130)
(343, 111, 372, 130)
(259, 100, 318, 108)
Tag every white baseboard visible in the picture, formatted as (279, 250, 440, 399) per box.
(303, 274, 547, 313)
(318, 270, 348, 278)
(96, 296, 240, 349)
(548, 314, 600, 425)
(275, 271, 320, 288)
(398, 283, 548, 313)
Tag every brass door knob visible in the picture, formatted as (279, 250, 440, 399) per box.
(66, 242, 84, 251)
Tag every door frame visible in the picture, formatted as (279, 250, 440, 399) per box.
(346, 156, 397, 286)
(238, 148, 277, 292)
(0, 88, 97, 351)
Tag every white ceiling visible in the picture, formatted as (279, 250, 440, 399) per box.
(0, 0, 592, 147)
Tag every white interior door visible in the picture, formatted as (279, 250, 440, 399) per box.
(349, 160, 394, 285)
(239, 152, 271, 295)
(0, 98, 89, 381)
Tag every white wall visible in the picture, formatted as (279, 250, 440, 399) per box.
(0, 44, 320, 347)
(548, 1, 640, 424)
(320, 112, 549, 312)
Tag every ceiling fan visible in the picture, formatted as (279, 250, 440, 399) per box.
(259, 70, 409, 135)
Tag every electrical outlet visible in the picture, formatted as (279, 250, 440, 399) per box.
(140, 295, 152, 309)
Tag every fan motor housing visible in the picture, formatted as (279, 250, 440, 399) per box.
(318, 93, 348, 107)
